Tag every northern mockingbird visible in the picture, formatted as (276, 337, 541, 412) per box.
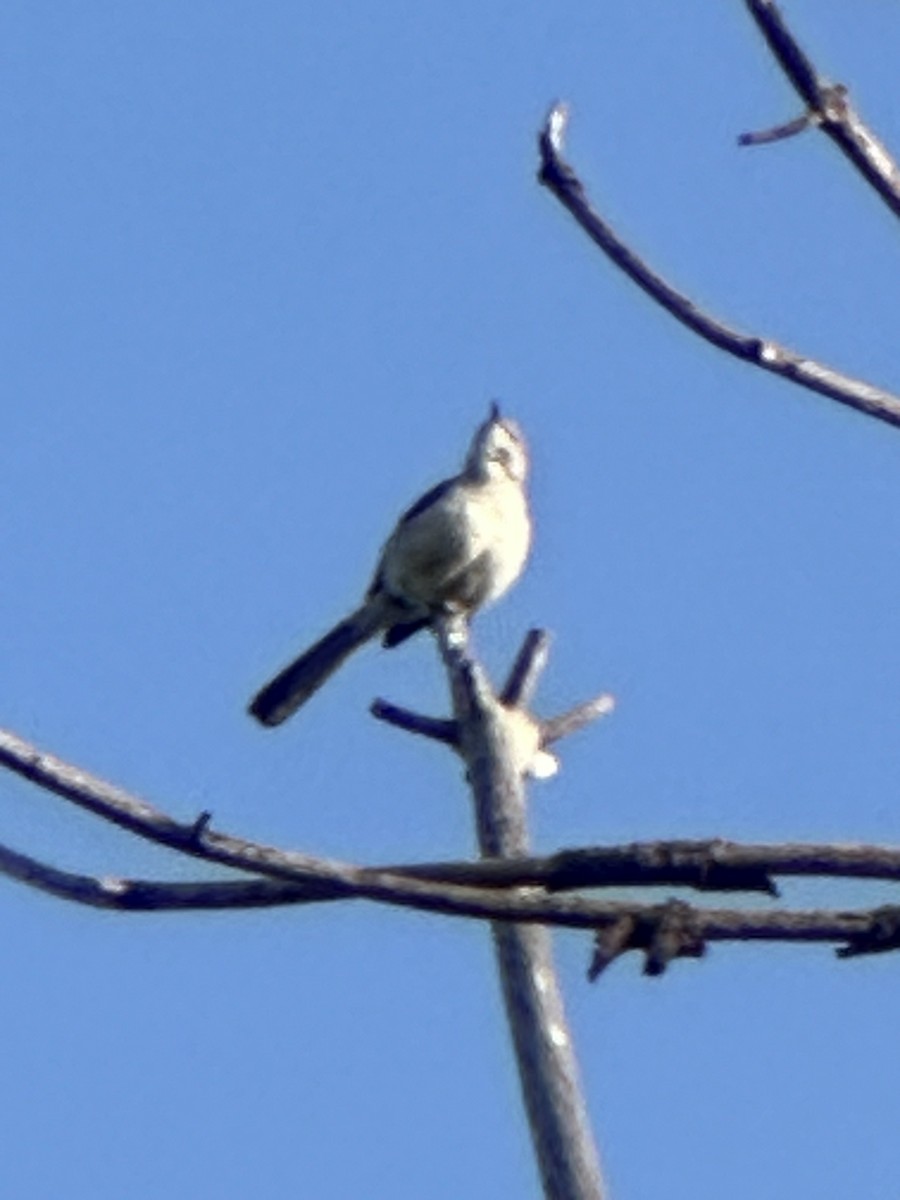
(248, 404, 531, 725)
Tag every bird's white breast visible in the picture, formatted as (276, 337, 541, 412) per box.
(378, 476, 531, 611)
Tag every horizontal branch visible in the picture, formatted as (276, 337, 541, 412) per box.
(738, 111, 813, 147)
(385, 838, 900, 900)
(12, 833, 900, 914)
(537, 104, 900, 430)
(3, 834, 897, 969)
(5, 726, 900, 969)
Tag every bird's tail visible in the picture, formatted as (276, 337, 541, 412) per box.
(248, 602, 384, 726)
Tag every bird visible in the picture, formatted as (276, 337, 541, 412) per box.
(248, 404, 532, 726)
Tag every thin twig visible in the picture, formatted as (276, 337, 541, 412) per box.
(0, 840, 324, 910)
(537, 103, 900, 429)
(738, 112, 814, 147)
(373, 627, 611, 779)
(541, 695, 615, 746)
(501, 629, 551, 708)
(369, 699, 457, 744)
(743, 0, 900, 219)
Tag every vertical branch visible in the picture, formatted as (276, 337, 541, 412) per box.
(435, 616, 607, 1200)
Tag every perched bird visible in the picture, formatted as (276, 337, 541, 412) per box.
(248, 404, 532, 726)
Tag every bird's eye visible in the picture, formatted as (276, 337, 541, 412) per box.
(493, 446, 512, 466)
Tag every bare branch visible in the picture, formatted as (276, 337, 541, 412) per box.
(512, 838, 900, 893)
(435, 614, 608, 1200)
(372, 627, 612, 780)
(7, 718, 900, 904)
(0, 840, 326, 911)
(589, 900, 900, 975)
(11, 827, 900, 916)
(838, 906, 900, 959)
(0, 727, 199, 847)
(5, 722, 900, 909)
(4, 752, 900, 977)
(8, 715, 900, 978)
(541, 695, 615, 747)
(537, 103, 900, 430)
(372, 838, 900, 895)
(4, 826, 895, 970)
(743, 0, 900, 218)
(738, 112, 813, 147)
(0, 721, 644, 927)
(369, 699, 457, 744)
(0, 724, 784, 940)
(591, 900, 707, 980)
(500, 628, 551, 708)
(0, 727, 387, 893)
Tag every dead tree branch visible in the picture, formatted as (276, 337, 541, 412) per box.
(740, 0, 900, 218)
(6, 832, 900, 975)
(373, 628, 613, 779)
(537, 104, 900, 430)
(431, 614, 607, 1200)
(5, 718, 900, 947)
(5, 723, 900, 962)
(13, 821, 900, 910)
(0, 839, 320, 911)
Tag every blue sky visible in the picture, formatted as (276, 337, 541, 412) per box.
(2, 3, 900, 1197)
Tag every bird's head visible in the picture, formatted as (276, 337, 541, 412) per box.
(465, 402, 529, 485)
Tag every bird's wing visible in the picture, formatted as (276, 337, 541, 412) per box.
(394, 476, 456, 526)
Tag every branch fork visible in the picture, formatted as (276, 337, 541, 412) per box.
(371, 626, 614, 780)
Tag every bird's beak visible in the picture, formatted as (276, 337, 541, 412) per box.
(489, 400, 502, 421)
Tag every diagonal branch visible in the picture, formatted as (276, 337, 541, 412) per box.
(0, 839, 324, 911)
(500, 628, 551, 708)
(742, 0, 900, 218)
(537, 103, 900, 429)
